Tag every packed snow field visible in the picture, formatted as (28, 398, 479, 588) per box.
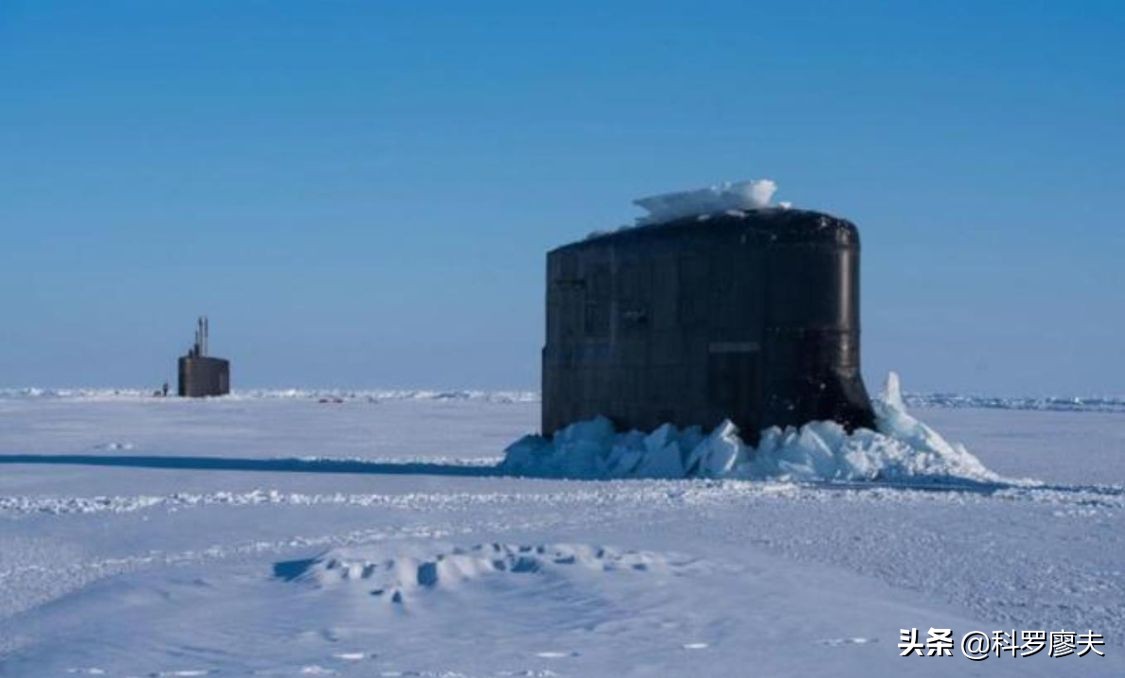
(1, 384, 1123, 676)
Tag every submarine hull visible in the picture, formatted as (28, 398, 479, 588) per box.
(178, 356, 230, 398)
(542, 209, 875, 441)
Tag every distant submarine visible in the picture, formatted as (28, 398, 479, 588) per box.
(178, 316, 230, 397)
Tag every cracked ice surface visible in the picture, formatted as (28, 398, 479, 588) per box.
(0, 381, 1123, 676)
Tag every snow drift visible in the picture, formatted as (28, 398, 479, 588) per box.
(633, 179, 779, 225)
(277, 543, 676, 605)
(501, 373, 1005, 485)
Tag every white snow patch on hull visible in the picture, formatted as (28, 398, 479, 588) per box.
(633, 179, 779, 225)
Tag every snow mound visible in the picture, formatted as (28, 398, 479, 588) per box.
(276, 543, 672, 605)
(501, 372, 1006, 485)
(7, 386, 1121, 412)
(92, 441, 135, 451)
(633, 179, 778, 225)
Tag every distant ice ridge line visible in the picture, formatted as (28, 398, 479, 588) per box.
(2, 387, 1122, 412)
(0, 388, 538, 404)
(501, 372, 1020, 485)
(236, 389, 538, 404)
(903, 392, 1125, 414)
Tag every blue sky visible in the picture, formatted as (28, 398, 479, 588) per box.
(1, 1, 1122, 395)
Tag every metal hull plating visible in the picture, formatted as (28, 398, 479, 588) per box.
(178, 356, 230, 398)
(542, 209, 875, 441)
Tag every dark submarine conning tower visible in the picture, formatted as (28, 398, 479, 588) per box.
(178, 316, 230, 397)
(542, 208, 875, 440)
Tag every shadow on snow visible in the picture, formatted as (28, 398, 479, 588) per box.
(0, 453, 500, 477)
(2, 453, 1120, 502)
